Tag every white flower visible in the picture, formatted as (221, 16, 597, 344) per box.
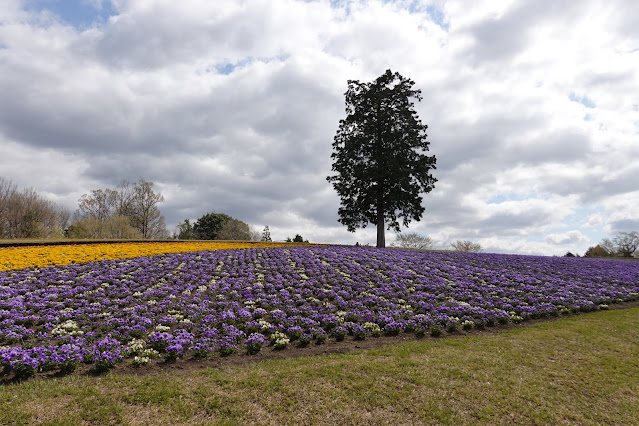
(131, 356, 150, 366)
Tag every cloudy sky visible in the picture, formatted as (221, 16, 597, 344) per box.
(1, 0, 638, 255)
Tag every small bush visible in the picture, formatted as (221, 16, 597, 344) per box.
(333, 327, 347, 342)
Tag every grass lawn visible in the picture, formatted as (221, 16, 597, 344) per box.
(1, 305, 638, 425)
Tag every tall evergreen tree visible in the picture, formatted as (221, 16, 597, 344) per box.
(327, 69, 437, 248)
(261, 225, 272, 242)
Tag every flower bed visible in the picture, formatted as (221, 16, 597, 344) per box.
(0, 241, 297, 271)
(1, 246, 638, 378)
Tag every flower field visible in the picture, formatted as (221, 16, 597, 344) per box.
(0, 241, 295, 271)
(2, 245, 639, 379)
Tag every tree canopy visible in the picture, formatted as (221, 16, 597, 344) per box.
(192, 212, 233, 240)
(327, 69, 437, 248)
(217, 218, 252, 241)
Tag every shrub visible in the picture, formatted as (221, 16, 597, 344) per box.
(429, 326, 443, 337)
(297, 334, 312, 347)
(333, 326, 347, 342)
(246, 333, 266, 355)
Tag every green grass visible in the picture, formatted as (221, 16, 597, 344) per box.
(2, 307, 638, 425)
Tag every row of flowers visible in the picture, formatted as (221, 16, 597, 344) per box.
(1, 246, 639, 378)
(0, 241, 305, 272)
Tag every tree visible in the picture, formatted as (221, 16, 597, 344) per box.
(584, 244, 611, 258)
(390, 232, 432, 250)
(217, 218, 251, 241)
(261, 225, 272, 242)
(127, 179, 168, 239)
(287, 234, 309, 243)
(327, 69, 437, 248)
(73, 179, 168, 239)
(0, 186, 69, 239)
(612, 231, 639, 258)
(249, 226, 262, 241)
(451, 240, 482, 252)
(67, 216, 142, 239)
(192, 212, 232, 240)
(0, 177, 17, 237)
(173, 219, 195, 240)
(75, 188, 118, 222)
(599, 238, 617, 256)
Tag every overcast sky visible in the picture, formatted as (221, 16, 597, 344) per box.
(1, 0, 638, 255)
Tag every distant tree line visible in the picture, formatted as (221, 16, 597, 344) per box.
(0, 176, 169, 240)
(1, 175, 298, 243)
(0, 177, 70, 239)
(389, 232, 482, 252)
(68, 178, 168, 239)
(580, 231, 639, 258)
(286, 234, 309, 243)
(174, 214, 276, 242)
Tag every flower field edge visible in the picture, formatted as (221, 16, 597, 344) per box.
(0, 241, 315, 271)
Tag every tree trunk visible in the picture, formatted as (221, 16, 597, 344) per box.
(376, 198, 385, 248)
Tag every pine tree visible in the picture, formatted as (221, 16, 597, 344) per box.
(327, 69, 437, 248)
(261, 225, 272, 242)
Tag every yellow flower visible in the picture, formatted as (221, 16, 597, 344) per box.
(0, 241, 311, 272)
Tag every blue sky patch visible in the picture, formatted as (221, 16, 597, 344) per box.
(425, 5, 448, 30)
(25, 0, 116, 29)
(569, 92, 596, 108)
(215, 62, 241, 75)
(215, 55, 289, 75)
(487, 192, 530, 204)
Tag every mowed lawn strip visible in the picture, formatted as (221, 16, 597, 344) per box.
(2, 306, 637, 425)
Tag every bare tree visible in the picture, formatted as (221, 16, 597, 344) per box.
(249, 226, 262, 241)
(115, 180, 136, 219)
(54, 203, 71, 233)
(451, 240, 482, 252)
(0, 177, 18, 237)
(74, 179, 168, 239)
(2, 187, 63, 238)
(76, 188, 118, 222)
(613, 231, 639, 258)
(127, 179, 167, 239)
(599, 238, 617, 256)
(390, 232, 433, 249)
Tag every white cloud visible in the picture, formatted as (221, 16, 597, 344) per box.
(545, 230, 589, 246)
(583, 214, 603, 228)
